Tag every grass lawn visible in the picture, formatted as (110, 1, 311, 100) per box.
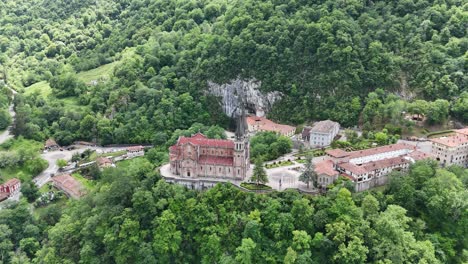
(0, 137, 44, 152)
(116, 157, 145, 168)
(71, 172, 95, 190)
(24, 81, 52, 97)
(241, 182, 272, 190)
(0, 166, 34, 183)
(76, 61, 118, 83)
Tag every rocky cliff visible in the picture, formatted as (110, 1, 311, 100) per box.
(207, 79, 282, 118)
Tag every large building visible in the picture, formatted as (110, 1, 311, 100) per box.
(430, 128, 468, 168)
(246, 115, 296, 137)
(324, 143, 432, 192)
(169, 114, 250, 180)
(309, 120, 340, 148)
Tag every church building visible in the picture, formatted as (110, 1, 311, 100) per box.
(169, 111, 250, 180)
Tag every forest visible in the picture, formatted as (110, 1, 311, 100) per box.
(0, 0, 466, 146)
(0, 0, 467, 263)
(0, 159, 466, 263)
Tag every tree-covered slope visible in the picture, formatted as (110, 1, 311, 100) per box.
(1, 0, 466, 121)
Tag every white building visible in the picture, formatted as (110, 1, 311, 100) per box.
(309, 120, 340, 147)
(430, 128, 468, 168)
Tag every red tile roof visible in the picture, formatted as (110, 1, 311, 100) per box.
(247, 116, 295, 135)
(52, 174, 84, 198)
(326, 149, 349, 158)
(1, 178, 20, 187)
(347, 143, 415, 159)
(198, 155, 234, 166)
(430, 134, 468, 147)
(127, 145, 144, 151)
(177, 133, 235, 148)
(338, 155, 414, 176)
(455, 128, 468, 136)
(96, 157, 112, 166)
(315, 160, 338, 177)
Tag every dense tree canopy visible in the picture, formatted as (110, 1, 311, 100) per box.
(0, 0, 466, 146)
(0, 159, 465, 263)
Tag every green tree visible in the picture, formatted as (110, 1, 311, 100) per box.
(235, 238, 256, 264)
(56, 159, 67, 169)
(299, 154, 317, 189)
(251, 158, 268, 186)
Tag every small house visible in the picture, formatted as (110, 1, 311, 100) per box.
(45, 138, 60, 151)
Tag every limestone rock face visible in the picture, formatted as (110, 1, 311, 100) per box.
(207, 79, 282, 117)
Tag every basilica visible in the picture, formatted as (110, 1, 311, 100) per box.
(169, 112, 250, 180)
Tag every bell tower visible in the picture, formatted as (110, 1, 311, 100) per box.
(233, 98, 250, 179)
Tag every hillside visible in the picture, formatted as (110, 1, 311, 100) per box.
(0, 0, 466, 146)
(0, 0, 467, 263)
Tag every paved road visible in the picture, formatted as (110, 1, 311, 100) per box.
(0, 85, 16, 144)
(34, 146, 128, 187)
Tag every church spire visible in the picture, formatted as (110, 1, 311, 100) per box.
(235, 98, 247, 140)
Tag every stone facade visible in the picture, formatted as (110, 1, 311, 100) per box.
(169, 133, 250, 180)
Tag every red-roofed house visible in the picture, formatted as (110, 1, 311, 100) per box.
(96, 157, 114, 169)
(315, 160, 339, 188)
(321, 143, 433, 192)
(126, 146, 145, 158)
(0, 178, 21, 201)
(246, 115, 296, 137)
(169, 132, 249, 179)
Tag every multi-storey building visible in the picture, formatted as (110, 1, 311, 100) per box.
(169, 114, 250, 180)
(430, 128, 468, 168)
(325, 143, 432, 192)
(309, 120, 340, 148)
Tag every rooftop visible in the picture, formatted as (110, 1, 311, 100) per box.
(45, 138, 59, 147)
(430, 134, 468, 147)
(325, 149, 349, 158)
(347, 143, 415, 160)
(455, 128, 468, 136)
(1, 178, 20, 187)
(177, 133, 235, 148)
(51, 174, 84, 198)
(246, 116, 295, 135)
(127, 145, 144, 151)
(310, 120, 339, 133)
(315, 160, 339, 177)
(96, 157, 112, 166)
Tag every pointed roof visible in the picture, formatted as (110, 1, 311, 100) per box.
(235, 103, 247, 139)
